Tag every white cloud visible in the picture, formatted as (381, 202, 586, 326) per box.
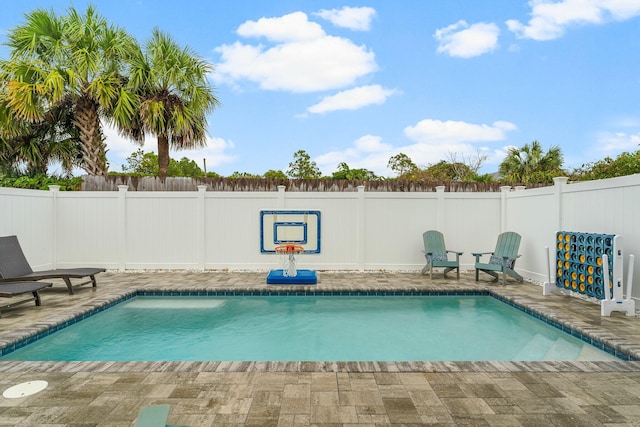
(404, 119, 517, 144)
(237, 11, 325, 42)
(397, 119, 517, 171)
(315, 135, 394, 175)
(102, 125, 145, 171)
(213, 12, 377, 92)
(102, 123, 236, 174)
(175, 136, 237, 173)
(434, 20, 500, 58)
(612, 116, 640, 128)
(313, 119, 517, 177)
(595, 131, 640, 154)
(353, 134, 392, 152)
(507, 0, 640, 41)
(401, 142, 490, 169)
(314, 6, 377, 31)
(306, 85, 399, 114)
(559, 129, 640, 169)
(606, 0, 640, 19)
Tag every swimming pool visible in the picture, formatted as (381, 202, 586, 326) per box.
(0, 293, 622, 361)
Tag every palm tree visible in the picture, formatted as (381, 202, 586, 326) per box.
(0, 82, 79, 176)
(1, 5, 136, 176)
(499, 141, 564, 184)
(0, 103, 80, 176)
(123, 29, 219, 180)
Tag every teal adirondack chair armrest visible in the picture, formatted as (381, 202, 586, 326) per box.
(423, 252, 446, 259)
(425, 250, 463, 256)
(497, 254, 521, 268)
(447, 250, 463, 263)
(424, 250, 462, 263)
(472, 251, 493, 262)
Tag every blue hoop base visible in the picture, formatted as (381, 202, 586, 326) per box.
(266, 269, 317, 285)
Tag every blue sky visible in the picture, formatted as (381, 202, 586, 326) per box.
(2, 0, 640, 177)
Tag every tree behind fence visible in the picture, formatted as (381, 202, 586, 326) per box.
(82, 175, 549, 192)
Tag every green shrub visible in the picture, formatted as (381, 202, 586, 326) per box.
(0, 174, 83, 191)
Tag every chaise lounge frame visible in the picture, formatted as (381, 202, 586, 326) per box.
(0, 281, 52, 317)
(0, 235, 106, 295)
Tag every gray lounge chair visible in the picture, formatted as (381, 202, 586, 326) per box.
(473, 231, 524, 285)
(0, 281, 52, 317)
(0, 235, 105, 295)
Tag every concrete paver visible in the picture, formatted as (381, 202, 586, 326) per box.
(1, 271, 640, 426)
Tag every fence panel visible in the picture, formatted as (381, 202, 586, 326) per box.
(205, 192, 280, 270)
(442, 193, 503, 270)
(274, 192, 362, 270)
(55, 191, 121, 269)
(362, 193, 439, 270)
(505, 187, 558, 282)
(0, 188, 54, 270)
(560, 176, 640, 299)
(124, 192, 201, 269)
(2, 174, 640, 299)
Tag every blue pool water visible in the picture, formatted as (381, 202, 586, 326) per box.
(2, 295, 619, 361)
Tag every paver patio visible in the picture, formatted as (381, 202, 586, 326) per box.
(1, 271, 640, 426)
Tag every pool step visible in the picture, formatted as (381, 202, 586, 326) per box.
(515, 334, 617, 361)
(513, 334, 553, 360)
(514, 334, 582, 360)
(576, 342, 618, 361)
(543, 336, 580, 360)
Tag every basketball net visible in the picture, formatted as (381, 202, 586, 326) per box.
(275, 244, 304, 277)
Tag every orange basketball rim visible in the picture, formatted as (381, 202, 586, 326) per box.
(274, 244, 305, 253)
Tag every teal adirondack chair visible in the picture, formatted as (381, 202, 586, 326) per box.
(421, 230, 463, 279)
(473, 231, 523, 285)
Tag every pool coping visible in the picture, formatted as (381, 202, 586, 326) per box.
(2, 285, 640, 374)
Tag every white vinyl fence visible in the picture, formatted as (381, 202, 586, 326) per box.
(2, 175, 640, 298)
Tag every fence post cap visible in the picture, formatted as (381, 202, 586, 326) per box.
(553, 176, 569, 185)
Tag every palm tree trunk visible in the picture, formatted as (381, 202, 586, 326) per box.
(74, 96, 107, 176)
(157, 134, 169, 181)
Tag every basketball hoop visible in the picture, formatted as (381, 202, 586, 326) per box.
(274, 244, 304, 277)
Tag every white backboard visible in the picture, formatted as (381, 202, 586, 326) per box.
(260, 210, 321, 253)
